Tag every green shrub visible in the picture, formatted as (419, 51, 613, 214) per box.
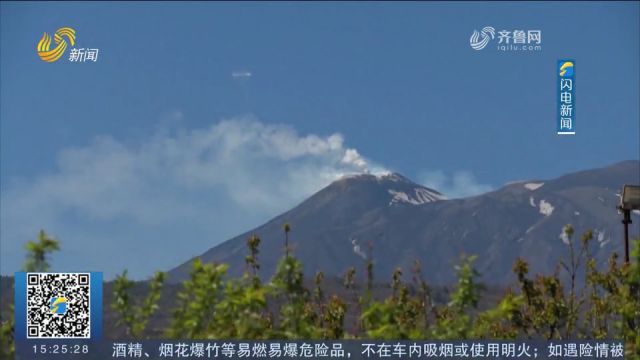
(2, 227, 639, 360)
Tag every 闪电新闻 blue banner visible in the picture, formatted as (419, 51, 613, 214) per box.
(557, 60, 576, 135)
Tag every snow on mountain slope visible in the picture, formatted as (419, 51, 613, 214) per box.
(539, 199, 554, 216)
(388, 188, 445, 206)
(168, 160, 640, 285)
(524, 182, 544, 190)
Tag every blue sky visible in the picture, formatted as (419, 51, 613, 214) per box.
(1, 2, 638, 278)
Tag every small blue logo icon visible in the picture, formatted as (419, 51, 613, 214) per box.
(50, 297, 67, 315)
(559, 61, 574, 77)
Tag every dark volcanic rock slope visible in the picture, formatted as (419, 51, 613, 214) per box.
(169, 160, 640, 285)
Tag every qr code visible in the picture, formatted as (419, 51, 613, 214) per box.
(26, 273, 91, 339)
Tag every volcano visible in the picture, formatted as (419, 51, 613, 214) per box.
(168, 160, 640, 285)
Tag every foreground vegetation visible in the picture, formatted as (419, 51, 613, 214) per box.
(1, 225, 639, 359)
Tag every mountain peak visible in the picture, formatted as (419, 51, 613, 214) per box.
(337, 171, 414, 184)
(330, 171, 445, 206)
(377, 172, 412, 182)
(169, 160, 639, 285)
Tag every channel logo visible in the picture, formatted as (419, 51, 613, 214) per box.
(469, 26, 495, 50)
(49, 296, 68, 315)
(36, 27, 76, 62)
(559, 61, 574, 77)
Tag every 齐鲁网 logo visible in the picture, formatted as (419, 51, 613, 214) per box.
(470, 26, 542, 52)
(36, 27, 100, 63)
(469, 27, 495, 50)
